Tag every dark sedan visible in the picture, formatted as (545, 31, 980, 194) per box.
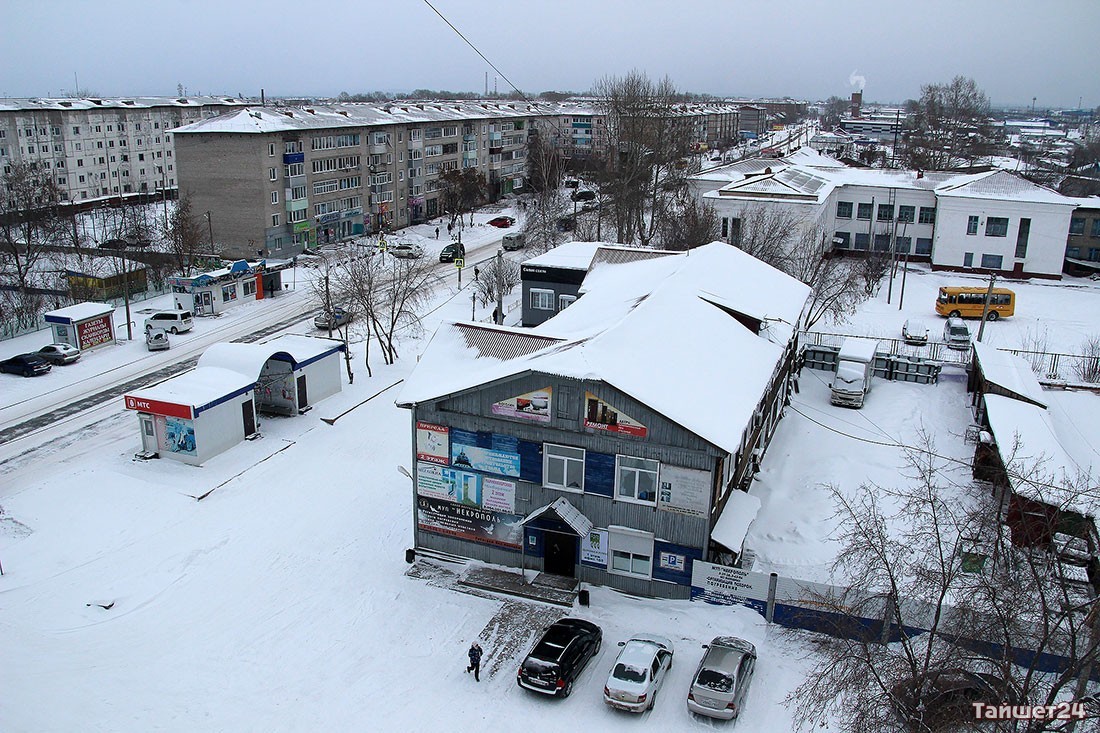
(1, 353, 52, 377)
(517, 618, 602, 698)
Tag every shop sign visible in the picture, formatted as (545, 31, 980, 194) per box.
(583, 392, 647, 437)
(580, 528, 608, 567)
(293, 221, 311, 232)
(125, 394, 192, 419)
(416, 495, 523, 549)
(77, 314, 114, 350)
(341, 208, 362, 219)
(317, 212, 340, 224)
(690, 561, 771, 605)
(657, 465, 710, 517)
(491, 387, 552, 423)
(415, 421, 449, 465)
(450, 430, 521, 478)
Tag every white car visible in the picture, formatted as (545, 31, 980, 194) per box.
(603, 635, 674, 713)
(388, 243, 424, 259)
(36, 343, 81, 365)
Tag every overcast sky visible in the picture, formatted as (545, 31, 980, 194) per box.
(3, 0, 1095, 108)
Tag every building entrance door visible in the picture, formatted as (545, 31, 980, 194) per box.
(139, 414, 158, 454)
(544, 531, 577, 578)
(296, 375, 308, 410)
(242, 400, 256, 436)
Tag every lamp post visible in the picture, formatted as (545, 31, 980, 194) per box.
(203, 211, 214, 252)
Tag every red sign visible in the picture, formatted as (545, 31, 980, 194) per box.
(124, 394, 192, 419)
(77, 314, 114, 350)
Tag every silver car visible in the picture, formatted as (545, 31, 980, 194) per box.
(686, 636, 757, 720)
(603, 634, 674, 713)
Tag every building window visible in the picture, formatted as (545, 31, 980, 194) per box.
(244, 279, 257, 296)
(544, 444, 585, 491)
(530, 288, 555, 310)
(895, 236, 911, 253)
(609, 527, 653, 578)
(558, 294, 576, 311)
(1092, 219, 1100, 238)
(877, 204, 893, 221)
(1015, 218, 1030, 258)
(981, 254, 1003, 269)
(615, 456, 659, 504)
(836, 201, 853, 219)
(1070, 217, 1085, 235)
(270, 191, 279, 205)
(918, 207, 936, 225)
(271, 214, 280, 227)
(967, 216, 979, 235)
(268, 143, 275, 156)
(963, 252, 974, 267)
(833, 231, 851, 248)
(856, 203, 873, 220)
(873, 234, 890, 252)
(985, 217, 1008, 237)
(853, 233, 869, 250)
(898, 205, 915, 223)
(222, 284, 238, 303)
(269, 167, 277, 181)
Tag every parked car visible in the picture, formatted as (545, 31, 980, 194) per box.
(144, 310, 193, 334)
(901, 319, 930, 346)
(556, 216, 576, 232)
(563, 179, 580, 189)
(944, 317, 971, 350)
(389, 243, 424, 259)
(517, 618, 603, 698)
(439, 242, 465, 263)
(487, 216, 516, 228)
(686, 636, 757, 720)
(36, 343, 81, 365)
(603, 635, 674, 712)
(501, 233, 525, 251)
(890, 668, 1020, 730)
(314, 307, 352, 330)
(1, 353, 52, 377)
(570, 189, 596, 202)
(145, 327, 170, 351)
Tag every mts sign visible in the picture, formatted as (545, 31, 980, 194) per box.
(124, 395, 192, 419)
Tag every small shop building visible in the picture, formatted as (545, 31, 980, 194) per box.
(44, 302, 117, 352)
(168, 259, 291, 317)
(399, 242, 811, 598)
(520, 242, 600, 327)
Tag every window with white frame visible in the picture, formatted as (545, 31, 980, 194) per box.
(558, 294, 576, 311)
(544, 444, 585, 491)
(271, 213, 280, 227)
(615, 456, 659, 504)
(609, 527, 653, 578)
(531, 288, 554, 310)
(270, 191, 279, 205)
(268, 167, 278, 181)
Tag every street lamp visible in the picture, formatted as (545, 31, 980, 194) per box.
(203, 211, 214, 252)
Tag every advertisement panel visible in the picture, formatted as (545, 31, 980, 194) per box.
(481, 477, 516, 514)
(416, 421, 449, 465)
(689, 560, 771, 606)
(77, 314, 114, 350)
(491, 387, 552, 423)
(583, 392, 647, 437)
(164, 415, 197, 456)
(125, 394, 193, 419)
(416, 463, 481, 505)
(450, 431, 521, 478)
(580, 528, 608, 567)
(417, 495, 523, 549)
(657, 465, 710, 518)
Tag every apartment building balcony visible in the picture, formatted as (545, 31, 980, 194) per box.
(286, 198, 309, 214)
(369, 142, 389, 155)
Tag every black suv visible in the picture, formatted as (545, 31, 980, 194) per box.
(517, 617, 602, 698)
(439, 241, 465, 263)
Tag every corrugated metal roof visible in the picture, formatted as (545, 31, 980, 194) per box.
(589, 246, 678, 268)
(455, 323, 562, 360)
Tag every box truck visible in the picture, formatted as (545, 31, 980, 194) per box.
(830, 338, 878, 408)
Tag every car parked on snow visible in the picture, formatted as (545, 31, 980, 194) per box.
(144, 310, 193, 334)
(145, 327, 170, 351)
(570, 189, 596, 202)
(603, 635, 674, 712)
(388, 243, 424, 259)
(517, 618, 602, 698)
(944, 317, 971, 350)
(487, 216, 515, 228)
(36, 343, 81, 365)
(439, 242, 465, 263)
(901, 319, 930, 345)
(890, 668, 1020, 730)
(1, 353, 52, 377)
(686, 636, 757, 720)
(314, 307, 352, 330)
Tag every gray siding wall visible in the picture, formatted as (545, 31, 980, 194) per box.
(520, 278, 583, 327)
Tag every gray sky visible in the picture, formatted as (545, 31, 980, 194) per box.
(3, 0, 1096, 108)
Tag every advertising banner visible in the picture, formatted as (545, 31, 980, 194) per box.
(164, 415, 197, 456)
(417, 495, 523, 549)
(450, 430, 521, 478)
(583, 392, 647, 437)
(77, 314, 114, 351)
(416, 463, 481, 506)
(690, 560, 771, 606)
(416, 421, 449, 465)
(580, 528, 608, 567)
(491, 387, 552, 423)
(481, 477, 516, 514)
(125, 394, 193, 419)
(657, 465, 711, 518)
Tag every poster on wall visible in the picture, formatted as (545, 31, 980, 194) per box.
(580, 528, 609, 567)
(164, 416, 197, 456)
(481, 477, 516, 514)
(77, 314, 114, 351)
(450, 430, 521, 478)
(658, 465, 710, 518)
(491, 387, 552, 423)
(416, 463, 481, 506)
(417, 495, 523, 549)
(416, 421, 450, 465)
(583, 392, 647, 437)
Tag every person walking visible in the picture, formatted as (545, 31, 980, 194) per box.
(466, 641, 483, 682)
(435, 226, 440, 239)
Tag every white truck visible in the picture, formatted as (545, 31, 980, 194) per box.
(830, 338, 879, 408)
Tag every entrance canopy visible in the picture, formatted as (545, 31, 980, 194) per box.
(522, 497, 593, 538)
(711, 491, 762, 554)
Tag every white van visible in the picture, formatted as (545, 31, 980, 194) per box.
(943, 317, 971, 350)
(144, 310, 194, 334)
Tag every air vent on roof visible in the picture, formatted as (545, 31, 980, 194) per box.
(417, 104, 424, 110)
(337, 110, 348, 116)
(177, 98, 188, 104)
(250, 112, 262, 120)
(59, 101, 72, 107)
(91, 99, 103, 105)
(305, 108, 315, 114)
(122, 100, 135, 105)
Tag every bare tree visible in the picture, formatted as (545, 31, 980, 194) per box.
(0, 162, 67, 295)
(473, 255, 521, 310)
(369, 254, 441, 363)
(164, 193, 206, 277)
(439, 169, 488, 227)
(788, 433, 1100, 733)
(902, 76, 996, 170)
(523, 127, 572, 254)
(734, 204, 806, 268)
(820, 95, 850, 130)
(657, 197, 720, 251)
(787, 227, 866, 329)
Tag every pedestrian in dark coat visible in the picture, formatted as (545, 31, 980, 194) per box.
(435, 227, 440, 239)
(466, 642, 483, 681)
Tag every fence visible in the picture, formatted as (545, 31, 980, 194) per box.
(1, 285, 171, 342)
(802, 343, 942, 385)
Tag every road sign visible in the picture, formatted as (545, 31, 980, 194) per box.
(455, 258, 465, 269)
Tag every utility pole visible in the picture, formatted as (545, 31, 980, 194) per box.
(472, 267, 478, 320)
(976, 272, 997, 342)
(495, 249, 504, 325)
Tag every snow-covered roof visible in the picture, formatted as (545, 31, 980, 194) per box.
(523, 497, 593, 537)
(522, 241, 602, 271)
(126, 367, 255, 415)
(936, 170, 1075, 206)
(710, 490, 762, 553)
(399, 242, 811, 455)
(197, 335, 344, 379)
(972, 341, 1047, 408)
(983, 394, 1095, 516)
(43, 302, 114, 323)
(0, 95, 247, 112)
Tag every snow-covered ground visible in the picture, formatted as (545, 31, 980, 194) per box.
(5, 228, 1100, 731)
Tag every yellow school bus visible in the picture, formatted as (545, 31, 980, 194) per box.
(935, 286, 1015, 320)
